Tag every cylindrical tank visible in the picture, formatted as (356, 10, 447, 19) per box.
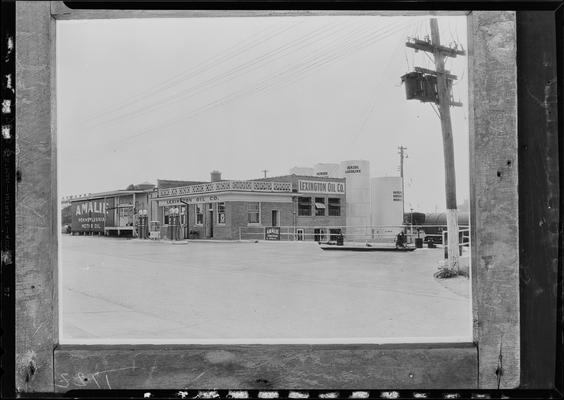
(289, 166, 315, 176)
(340, 160, 371, 229)
(370, 176, 404, 227)
(314, 163, 342, 178)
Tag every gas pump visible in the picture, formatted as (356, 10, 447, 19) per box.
(137, 209, 148, 239)
(168, 207, 180, 240)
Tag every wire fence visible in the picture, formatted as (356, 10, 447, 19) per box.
(239, 225, 470, 245)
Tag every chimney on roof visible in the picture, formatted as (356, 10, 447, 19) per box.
(210, 170, 222, 182)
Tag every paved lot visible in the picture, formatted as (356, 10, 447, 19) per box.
(61, 235, 471, 343)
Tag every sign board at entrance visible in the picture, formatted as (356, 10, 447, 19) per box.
(265, 226, 281, 240)
(298, 180, 345, 194)
(158, 195, 220, 206)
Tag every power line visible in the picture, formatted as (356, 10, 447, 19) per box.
(83, 20, 356, 130)
(81, 18, 415, 150)
(79, 20, 303, 125)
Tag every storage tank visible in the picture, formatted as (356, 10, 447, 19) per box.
(289, 166, 314, 176)
(313, 163, 342, 178)
(340, 160, 371, 228)
(370, 177, 404, 227)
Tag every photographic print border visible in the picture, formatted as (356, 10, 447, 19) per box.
(4, 0, 562, 396)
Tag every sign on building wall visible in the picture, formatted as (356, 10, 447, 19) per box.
(298, 180, 345, 194)
(265, 226, 281, 240)
(393, 190, 403, 201)
(158, 195, 220, 206)
(344, 164, 363, 174)
(71, 199, 107, 232)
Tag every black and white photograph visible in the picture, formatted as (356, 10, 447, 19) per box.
(57, 14, 471, 344)
(9, 2, 561, 394)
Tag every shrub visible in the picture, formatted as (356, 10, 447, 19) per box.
(434, 267, 469, 279)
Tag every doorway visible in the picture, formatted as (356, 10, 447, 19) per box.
(205, 204, 214, 238)
(271, 210, 279, 227)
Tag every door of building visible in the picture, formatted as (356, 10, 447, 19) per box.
(271, 210, 279, 227)
(206, 204, 214, 238)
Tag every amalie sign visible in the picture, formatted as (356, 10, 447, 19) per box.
(298, 180, 345, 194)
(72, 200, 107, 232)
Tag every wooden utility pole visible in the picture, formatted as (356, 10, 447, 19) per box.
(403, 18, 465, 271)
(398, 145, 408, 218)
(261, 169, 268, 178)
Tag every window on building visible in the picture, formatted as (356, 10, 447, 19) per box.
(119, 206, 133, 227)
(328, 198, 341, 216)
(298, 197, 312, 216)
(163, 207, 169, 225)
(247, 202, 260, 224)
(195, 204, 204, 225)
(315, 197, 326, 216)
(217, 202, 226, 224)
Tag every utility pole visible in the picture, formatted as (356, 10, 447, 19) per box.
(261, 169, 268, 178)
(398, 145, 408, 220)
(403, 18, 465, 271)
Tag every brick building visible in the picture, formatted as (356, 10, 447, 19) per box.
(150, 172, 347, 241)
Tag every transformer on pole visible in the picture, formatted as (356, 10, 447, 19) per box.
(401, 18, 465, 272)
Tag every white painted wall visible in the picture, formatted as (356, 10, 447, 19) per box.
(370, 176, 404, 227)
(340, 160, 371, 227)
(313, 163, 342, 178)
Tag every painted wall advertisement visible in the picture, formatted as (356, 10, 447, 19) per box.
(71, 199, 108, 233)
(265, 226, 281, 240)
(298, 180, 345, 194)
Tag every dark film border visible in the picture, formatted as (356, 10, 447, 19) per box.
(5, 1, 564, 399)
(1, 0, 16, 399)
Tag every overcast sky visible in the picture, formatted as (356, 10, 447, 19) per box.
(57, 15, 468, 213)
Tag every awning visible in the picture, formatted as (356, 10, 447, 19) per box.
(315, 202, 326, 209)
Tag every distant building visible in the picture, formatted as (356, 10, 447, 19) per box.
(66, 187, 154, 237)
(290, 159, 404, 229)
(152, 171, 346, 241)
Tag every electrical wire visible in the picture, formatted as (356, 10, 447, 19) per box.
(100, 18, 415, 149)
(79, 20, 304, 125)
(83, 19, 361, 130)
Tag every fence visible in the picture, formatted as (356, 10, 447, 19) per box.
(239, 225, 470, 244)
(442, 227, 471, 252)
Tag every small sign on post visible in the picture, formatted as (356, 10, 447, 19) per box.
(265, 226, 281, 240)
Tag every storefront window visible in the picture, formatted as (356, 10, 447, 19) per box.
(217, 202, 226, 224)
(328, 198, 341, 216)
(247, 202, 260, 224)
(298, 197, 312, 216)
(118, 207, 133, 227)
(315, 197, 326, 216)
(195, 204, 204, 225)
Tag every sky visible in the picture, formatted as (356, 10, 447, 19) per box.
(57, 15, 469, 213)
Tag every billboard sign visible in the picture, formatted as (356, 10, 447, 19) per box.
(71, 199, 107, 232)
(265, 226, 281, 240)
